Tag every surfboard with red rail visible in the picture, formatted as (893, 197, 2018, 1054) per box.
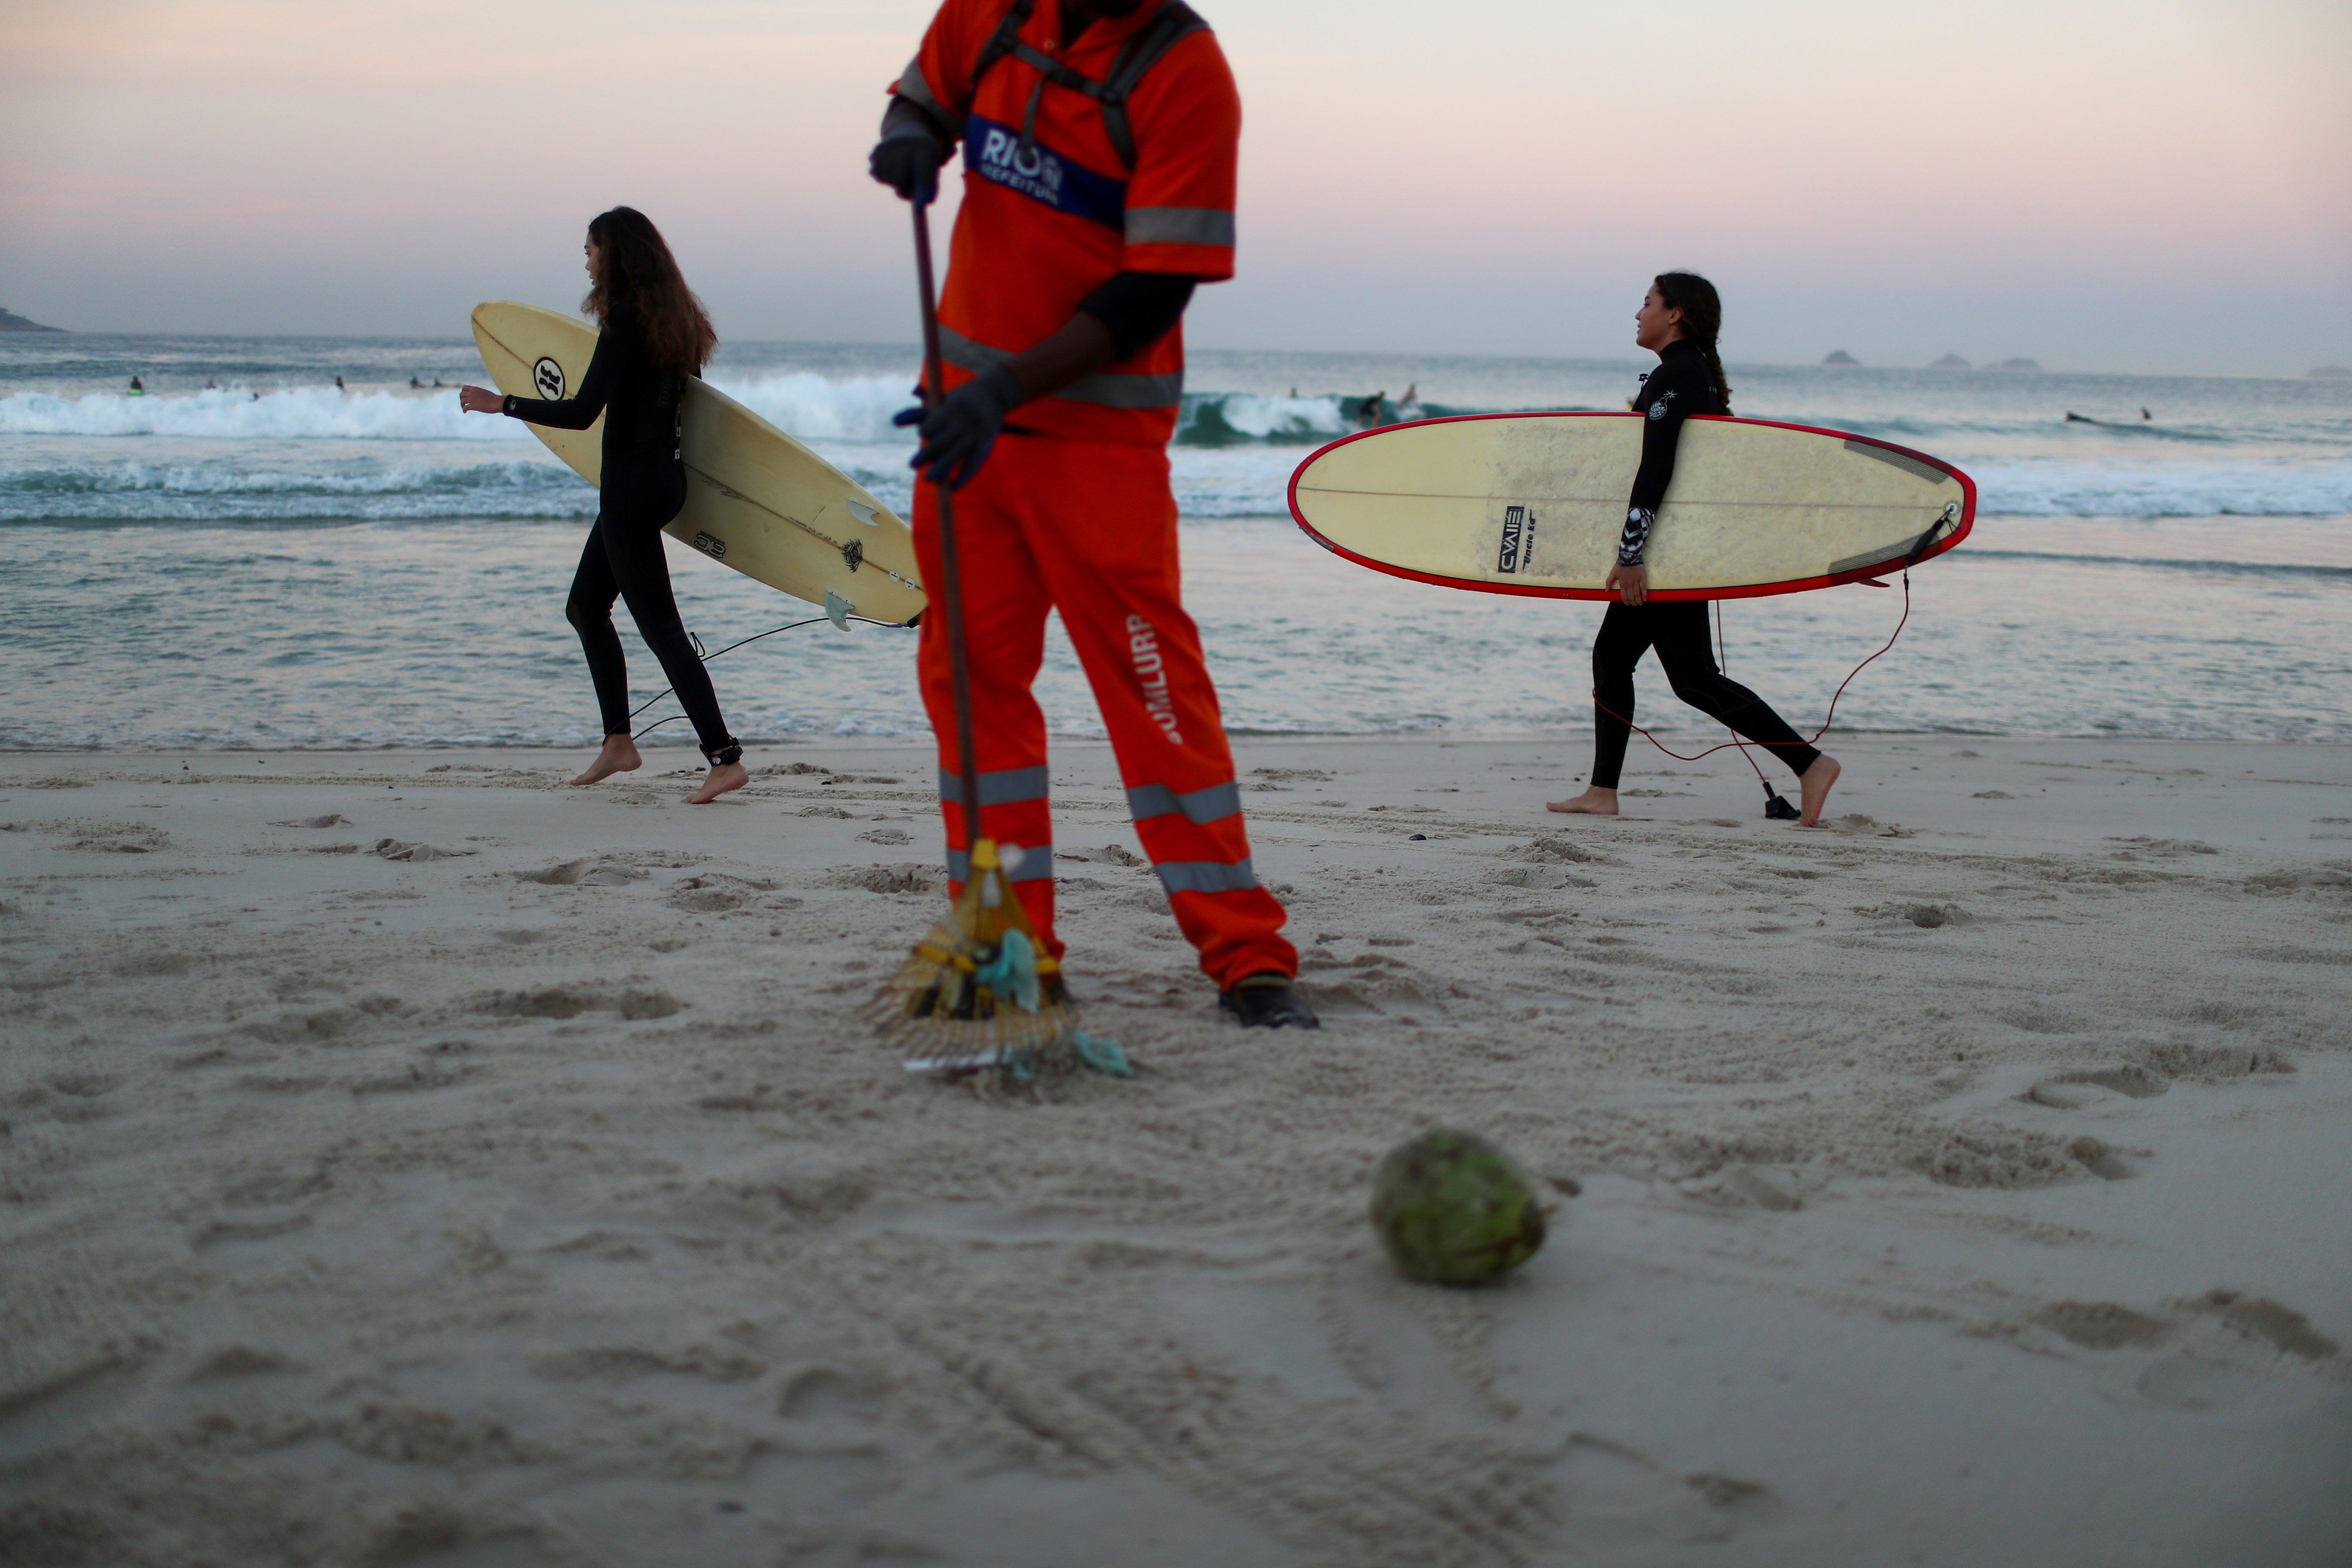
(1287, 411, 1973, 602)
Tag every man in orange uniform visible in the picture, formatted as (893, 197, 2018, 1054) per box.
(870, 0, 1314, 1028)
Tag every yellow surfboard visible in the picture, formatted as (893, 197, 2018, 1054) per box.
(1289, 412, 1973, 602)
(472, 301, 925, 624)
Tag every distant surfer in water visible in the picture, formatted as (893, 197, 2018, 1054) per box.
(128, 375, 143, 396)
(459, 206, 747, 805)
(1548, 272, 1841, 826)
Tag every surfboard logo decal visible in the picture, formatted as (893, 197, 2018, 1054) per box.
(692, 532, 726, 560)
(533, 356, 565, 400)
(1497, 505, 1527, 573)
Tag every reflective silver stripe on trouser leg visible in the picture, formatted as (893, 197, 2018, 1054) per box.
(936, 325, 1182, 410)
(946, 846, 1055, 883)
(1155, 858, 1259, 895)
(938, 764, 1050, 806)
(1125, 779, 1242, 824)
(940, 766, 1051, 883)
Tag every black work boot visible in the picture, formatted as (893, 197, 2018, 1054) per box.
(1218, 972, 1319, 1029)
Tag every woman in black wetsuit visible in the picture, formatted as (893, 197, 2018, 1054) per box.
(1547, 273, 1841, 826)
(459, 206, 747, 805)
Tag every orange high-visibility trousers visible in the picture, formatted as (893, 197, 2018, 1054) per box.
(911, 433, 1296, 989)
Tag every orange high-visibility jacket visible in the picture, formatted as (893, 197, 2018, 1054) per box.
(892, 0, 1239, 447)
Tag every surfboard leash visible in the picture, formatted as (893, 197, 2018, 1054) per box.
(626, 613, 909, 741)
(1711, 601, 1800, 819)
(1591, 569, 1915, 775)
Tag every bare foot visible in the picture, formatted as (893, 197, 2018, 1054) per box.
(1796, 754, 1841, 827)
(570, 734, 641, 787)
(1547, 786, 1619, 815)
(686, 760, 748, 805)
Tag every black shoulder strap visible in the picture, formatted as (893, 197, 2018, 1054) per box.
(969, 0, 1210, 169)
(1096, 2, 1208, 168)
(969, 0, 1036, 91)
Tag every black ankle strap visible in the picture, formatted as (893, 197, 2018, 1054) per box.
(703, 740, 742, 768)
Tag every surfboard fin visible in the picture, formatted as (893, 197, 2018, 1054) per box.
(825, 590, 853, 630)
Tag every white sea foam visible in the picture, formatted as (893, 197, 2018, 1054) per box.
(0, 386, 521, 441)
(0, 374, 917, 446)
(1972, 461, 2352, 519)
(5, 375, 2349, 527)
(0, 459, 591, 523)
(1178, 392, 1349, 442)
(720, 372, 915, 443)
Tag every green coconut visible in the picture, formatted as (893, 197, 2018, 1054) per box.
(1370, 1129, 1547, 1286)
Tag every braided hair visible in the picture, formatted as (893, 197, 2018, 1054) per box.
(1654, 271, 1731, 415)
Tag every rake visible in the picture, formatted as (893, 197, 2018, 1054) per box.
(878, 193, 1079, 1079)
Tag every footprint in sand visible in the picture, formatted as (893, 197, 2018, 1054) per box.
(2025, 1064, 2170, 1108)
(371, 838, 472, 862)
(474, 985, 680, 1021)
(2187, 1290, 2342, 1360)
(669, 873, 786, 912)
(1855, 900, 1967, 928)
(516, 859, 644, 886)
(833, 863, 945, 894)
(2035, 1300, 2172, 1350)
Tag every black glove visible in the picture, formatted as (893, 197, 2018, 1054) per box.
(870, 118, 948, 203)
(894, 363, 1022, 488)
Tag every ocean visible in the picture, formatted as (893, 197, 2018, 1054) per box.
(3, 332, 2347, 753)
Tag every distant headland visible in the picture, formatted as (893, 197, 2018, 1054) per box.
(0, 307, 65, 333)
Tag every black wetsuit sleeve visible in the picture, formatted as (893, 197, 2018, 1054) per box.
(1078, 272, 1197, 360)
(502, 313, 631, 432)
(1618, 352, 1710, 565)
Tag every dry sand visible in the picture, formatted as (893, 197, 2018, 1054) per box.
(2, 735, 2348, 1566)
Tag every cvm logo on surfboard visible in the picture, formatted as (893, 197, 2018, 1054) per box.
(533, 356, 565, 400)
(692, 532, 726, 560)
(1497, 505, 1528, 573)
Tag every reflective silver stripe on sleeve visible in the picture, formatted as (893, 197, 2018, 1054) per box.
(938, 325, 1183, 410)
(895, 61, 962, 134)
(938, 764, 1050, 806)
(1124, 207, 1235, 247)
(946, 845, 1054, 883)
(1155, 857, 1258, 895)
(1126, 779, 1242, 824)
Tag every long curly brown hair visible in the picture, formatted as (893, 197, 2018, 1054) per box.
(583, 207, 717, 375)
(1654, 271, 1731, 415)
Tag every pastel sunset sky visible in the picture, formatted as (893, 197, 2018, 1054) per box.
(3, 0, 2346, 374)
